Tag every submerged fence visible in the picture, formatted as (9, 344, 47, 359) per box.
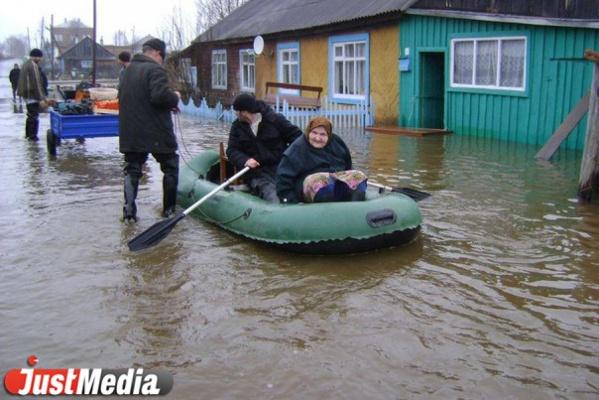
(179, 96, 374, 129)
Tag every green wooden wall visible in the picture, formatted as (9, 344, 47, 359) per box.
(399, 15, 599, 150)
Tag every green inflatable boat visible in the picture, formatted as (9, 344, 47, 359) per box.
(177, 150, 422, 254)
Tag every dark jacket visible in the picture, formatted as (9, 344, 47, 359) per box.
(276, 134, 352, 203)
(17, 60, 45, 100)
(9, 67, 20, 89)
(226, 101, 302, 175)
(118, 54, 179, 153)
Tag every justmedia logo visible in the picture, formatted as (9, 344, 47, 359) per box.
(3, 355, 173, 396)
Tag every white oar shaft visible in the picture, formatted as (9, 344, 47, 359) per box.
(182, 166, 251, 216)
(368, 181, 392, 191)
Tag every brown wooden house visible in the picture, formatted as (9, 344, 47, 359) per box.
(58, 37, 119, 79)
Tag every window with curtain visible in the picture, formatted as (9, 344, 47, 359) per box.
(211, 49, 227, 89)
(239, 49, 255, 91)
(332, 41, 366, 98)
(451, 36, 526, 91)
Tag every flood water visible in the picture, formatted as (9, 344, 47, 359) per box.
(1, 59, 598, 399)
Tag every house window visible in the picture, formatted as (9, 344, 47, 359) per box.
(329, 33, 369, 102)
(211, 49, 227, 89)
(239, 49, 255, 91)
(451, 36, 526, 91)
(277, 42, 299, 94)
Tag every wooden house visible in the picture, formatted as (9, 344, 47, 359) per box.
(184, 0, 417, 125)
(185, 0, 598, 148)
(58, 37, 119, 80)
(402, 0, 599, 150)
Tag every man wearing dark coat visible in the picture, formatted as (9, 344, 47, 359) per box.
(118, 38, 180, 222)
(17, 49, 47, 140)
(9, 63, 20, 102)
(226, 93, 302, 202)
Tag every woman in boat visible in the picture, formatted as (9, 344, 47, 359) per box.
(276, 116, 367, 203)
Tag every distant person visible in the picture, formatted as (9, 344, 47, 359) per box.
(9, 63, 20, 102)
(276, 116, 368, 203)
(117, 51, 131, 90)
(17, 49, 48, 141)
(226, 93, 302, 202)
(118, 38, 181, 222)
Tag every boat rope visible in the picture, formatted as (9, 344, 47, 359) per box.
(173, 112, 204, 177)
(195, 206, 252, 225)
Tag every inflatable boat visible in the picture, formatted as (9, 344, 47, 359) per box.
(177, 150, 422, 254)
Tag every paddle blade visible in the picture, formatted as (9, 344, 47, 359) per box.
(392, 187, 431, 202)
(128, 212, 186, 251)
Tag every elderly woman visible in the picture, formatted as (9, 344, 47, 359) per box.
(276, 116, 367, 203)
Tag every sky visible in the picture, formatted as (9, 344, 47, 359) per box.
(0, 0, 197, 47)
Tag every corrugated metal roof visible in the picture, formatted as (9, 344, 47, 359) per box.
(195, 0, 416, 43)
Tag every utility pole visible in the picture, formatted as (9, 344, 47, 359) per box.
(50, 15, 55, 79)
(92, 0, 97, 86)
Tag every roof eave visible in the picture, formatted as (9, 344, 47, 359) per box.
(406, 8, 599, 29)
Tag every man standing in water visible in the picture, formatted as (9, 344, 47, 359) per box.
(118, 39, 180, 222)
(17, 49, 47, 140)
(9, 63, 20, 106)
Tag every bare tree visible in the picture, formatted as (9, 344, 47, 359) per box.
(195, 0, 249, 33)
(160, 4, 196, 51)
(2, 35, 28, 58)
(158, 3, 198, 101)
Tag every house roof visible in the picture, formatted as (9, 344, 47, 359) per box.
(59, 37, 116, 60)
(194, 0, 416, 43)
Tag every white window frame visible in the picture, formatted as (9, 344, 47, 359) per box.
(277, 43, 300, 95)
(450, 36, 527, 91)
(328, 33, 369, 103)
(239, 49, 255, 92)
(211, 49, 227, 89)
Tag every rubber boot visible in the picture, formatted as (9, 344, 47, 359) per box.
(31, 119, 39, 141)
(162, 173, 178, 218)
(123, 175, 139, 222)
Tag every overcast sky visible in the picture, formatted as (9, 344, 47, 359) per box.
(0, 0, 197, 45)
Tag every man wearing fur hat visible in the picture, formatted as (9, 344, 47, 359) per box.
(17, 49, 47, 140)
(119, 38, 181, 222)
(226, 93, 302, 202)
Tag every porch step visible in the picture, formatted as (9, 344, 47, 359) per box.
(365, 126, 452, 137)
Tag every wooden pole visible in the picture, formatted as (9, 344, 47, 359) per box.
(578, 49, 599, 201)
(50, 15, 54, 79)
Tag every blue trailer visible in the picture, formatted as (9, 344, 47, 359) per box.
(47, 110, 119, 155)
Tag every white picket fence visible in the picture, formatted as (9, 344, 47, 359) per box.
(179, 96, 374, 129)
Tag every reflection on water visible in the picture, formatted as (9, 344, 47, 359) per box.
(0, 57, 598, 399)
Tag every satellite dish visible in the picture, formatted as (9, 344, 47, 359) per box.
(253, 35, 264, 55)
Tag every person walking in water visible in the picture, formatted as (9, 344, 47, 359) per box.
(9, 63, 21, 105)
(118, 39, 180, 222)
(17, 49, 47, 140)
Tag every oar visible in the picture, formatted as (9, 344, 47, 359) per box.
(128, 166, 251, 251)
(369, 181, 431, 202)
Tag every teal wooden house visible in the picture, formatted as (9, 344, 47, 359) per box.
(400, 0, 599, 150)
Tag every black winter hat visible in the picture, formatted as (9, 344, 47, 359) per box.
(29, 48, 43, 57)
(233, 93, 260, 113)
(143, 38, 166, 59)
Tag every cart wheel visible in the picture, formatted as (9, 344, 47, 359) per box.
(46, 129, 57, 156)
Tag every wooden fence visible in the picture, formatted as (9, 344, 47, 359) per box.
(179, 96, 374, 129)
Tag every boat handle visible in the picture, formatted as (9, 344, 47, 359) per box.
(366, 208, 397, 228)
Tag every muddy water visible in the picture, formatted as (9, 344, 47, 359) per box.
(0, 59, 598, 399)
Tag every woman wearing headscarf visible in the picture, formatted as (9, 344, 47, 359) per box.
(276, 116, 367, 203)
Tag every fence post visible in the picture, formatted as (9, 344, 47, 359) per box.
(578, 51, 599, 201)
